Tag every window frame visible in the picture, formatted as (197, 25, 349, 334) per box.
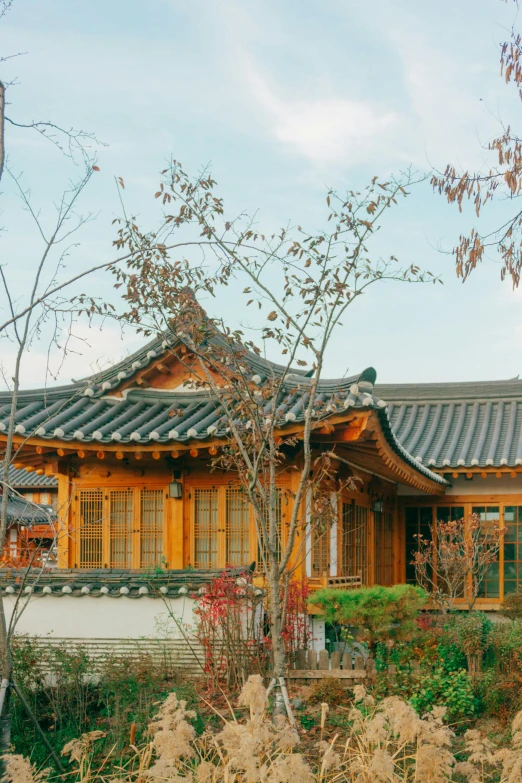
(400, 498, 511, 606)
(186, 479, 290, 571)
(73, 485, 167, 569)
(340, 495, 372, 585)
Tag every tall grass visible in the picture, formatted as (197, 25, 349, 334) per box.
(5, 677, 522, 783)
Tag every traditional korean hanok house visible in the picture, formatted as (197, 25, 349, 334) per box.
(0, 467, 57, 567)
(1, 333, 519, 653)
(376, 379, 522, 608)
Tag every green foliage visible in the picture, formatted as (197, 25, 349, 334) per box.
(433, 639, 467, 673)
(409, 667, 478, 725)
(486, 620, 522, 673)
(500, 590, 522, 621)
(475, 670, 522, 723)
(299, 714, 316, 730)
(309, 585, 428, 649)
(11, 637, 199, 771)
(446, 612, 492, 659)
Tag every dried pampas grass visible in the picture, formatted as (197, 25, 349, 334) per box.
(0, 755, 47, 783)
(9, 680, 522, 783)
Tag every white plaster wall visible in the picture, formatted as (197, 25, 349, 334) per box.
(398, 474, 522, 496)
(310, 617, 325, 651)
(5, 594, 196, 640)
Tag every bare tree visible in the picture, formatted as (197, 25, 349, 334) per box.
(0, 22, 108, 750)
(431, 0, 522, 287)
(107, 160, 439, 713)
(413, 513, 504, 612)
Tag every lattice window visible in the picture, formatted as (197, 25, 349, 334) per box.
(109, 490, 133, 568)
(226, 489, 250, 566)
(194, 489, 219, 568)
(311, 525, 329, 576)
(341, 502, 370, 584)
(374, 510, 393, 586)
(141, 489, 164, 568)
(78, 490, 103, 568)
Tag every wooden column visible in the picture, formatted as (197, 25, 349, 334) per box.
(394, 498, 405, 585)
(169, 493, 184, 569)
(56, 471, 71, 568)
(368, 509, 376, 587)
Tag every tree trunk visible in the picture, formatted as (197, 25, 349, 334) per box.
(268, 555, 287, 718)
(0, 598, 11, 755)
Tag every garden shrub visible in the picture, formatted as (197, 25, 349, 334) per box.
(487, 620, 522, 673)
(442, 611, 492, 676)
(500, 589, 522, 621)
(306, 677, 349, 705)
(409, 667, 478, 725)
(308, 584, 428, 651)
(476, 670, 522, 723)
(10, 636, 199, 770)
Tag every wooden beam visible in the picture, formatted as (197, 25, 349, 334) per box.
(152, 451, 161, 460)
(156, 362, 172, 375)
(189, 448, 199, 458)
(135, 377, 149, 388)
(35, 446, 54, 455)
(170, 451, 180, 459)
(208, 446, 217, 456)
(340, 424, 366, 442)
(319, 423, 335, 435)
(135, 452, 143, 460)
(77, 450, 85, 459)
(96, 451, 105, 460)
(116, 451, 124, 460)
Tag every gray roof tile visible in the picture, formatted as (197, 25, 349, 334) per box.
(377, 379, 522, 469)
(0, 565, 256, 597)
(0, 335, 448, 485)
(0, 466, 57, 489)
(1, 494, 53, 524)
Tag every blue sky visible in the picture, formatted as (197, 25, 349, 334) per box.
(1, 0, 521, 387)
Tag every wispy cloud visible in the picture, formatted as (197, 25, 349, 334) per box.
(242, 62, 401, 165)
(0, 322, 143, 390)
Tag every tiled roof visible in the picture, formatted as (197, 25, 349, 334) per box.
(376, 379, 522, 469)
(0, 336, 387, 446)
(0, 466, 57, 489)
(3, 495, 53, 524)
(0, 335, 447, 486)
(0, 565, 257, 598)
